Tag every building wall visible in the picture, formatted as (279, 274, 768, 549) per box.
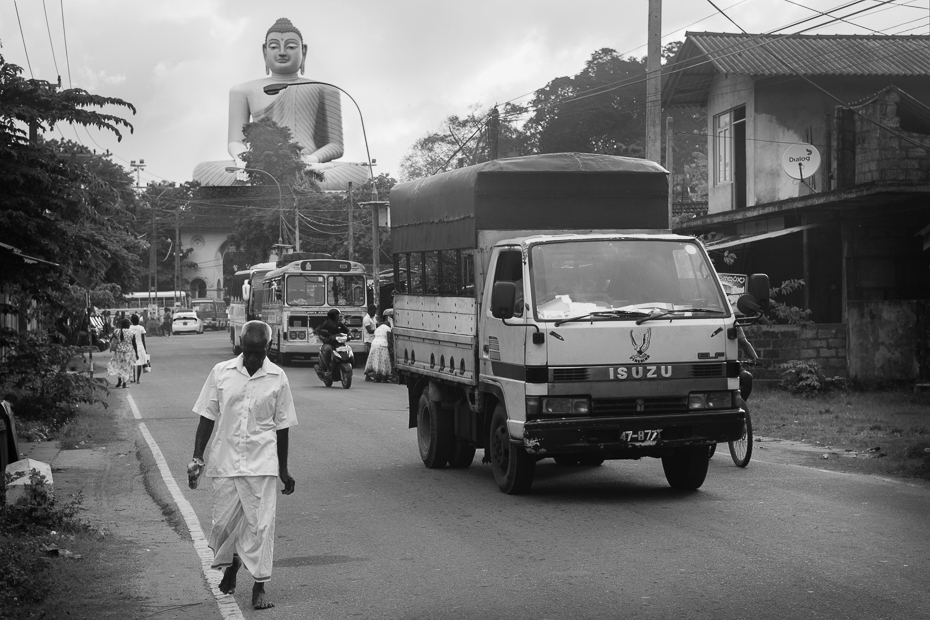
(744, 323, 847, 380)
(181, 229, 230, 300)
(853, 90, 930, 185)
(847, 300, 926, 383)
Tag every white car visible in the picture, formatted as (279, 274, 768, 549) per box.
(172, 311, 203, 335)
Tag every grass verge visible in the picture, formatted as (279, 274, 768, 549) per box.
(752, 384, 930, 480)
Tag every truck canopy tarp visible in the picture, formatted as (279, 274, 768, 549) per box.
(390, 153, 669, 253)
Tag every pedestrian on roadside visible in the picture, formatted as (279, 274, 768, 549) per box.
(189, 320, 297, 611)
(363, 316, 393, 383)
(128, 314, 148, 384)
(107, 318, 135, 388)
(362, 304, 376, 381)
(162, 307, 173, 337)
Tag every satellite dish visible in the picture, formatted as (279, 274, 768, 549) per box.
(782, 143, 821, 180)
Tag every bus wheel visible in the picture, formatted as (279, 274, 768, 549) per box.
(279, 353, 290, 366)
(416, 393, 452, 469)
(488, 404, 535, 494)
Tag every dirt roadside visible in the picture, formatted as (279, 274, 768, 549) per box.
(29, 389, 225, 620)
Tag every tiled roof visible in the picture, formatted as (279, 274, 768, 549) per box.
(686, 32, 930, 76)
(663, 32, 930, 107)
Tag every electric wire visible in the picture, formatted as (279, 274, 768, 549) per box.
(13, 1, 34, 78)
(59, 0, 71, 88)
(41, 0, 59, 81)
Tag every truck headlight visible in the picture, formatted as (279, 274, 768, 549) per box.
(540, 397, 590, 416)
(688, 391, 735, 410)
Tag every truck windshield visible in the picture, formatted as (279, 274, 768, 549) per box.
(530, 239, 729, 321)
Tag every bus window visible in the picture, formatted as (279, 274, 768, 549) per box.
(286, 275, 325, 305)
(327, 275, 366, 306)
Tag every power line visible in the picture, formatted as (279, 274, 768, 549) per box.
(59, 0, 72, 88)
(13, 1, 34, 78)
(41, 0, 60, 82)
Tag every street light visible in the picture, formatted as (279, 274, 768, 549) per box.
(224, 166, 288, 256)
(262, 81, 378, 200)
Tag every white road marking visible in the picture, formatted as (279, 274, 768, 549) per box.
(127, 394, 244, 620)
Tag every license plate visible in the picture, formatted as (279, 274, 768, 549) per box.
(622, 429, 660, 445)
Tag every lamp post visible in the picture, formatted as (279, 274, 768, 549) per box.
(262, 81, 388, 306)
(224, 166, 288, 259)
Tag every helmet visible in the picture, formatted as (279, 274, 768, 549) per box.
(327, 308, 341, 320)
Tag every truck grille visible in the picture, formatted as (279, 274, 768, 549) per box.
(690, 363, 725, 377)
(552, 368, 590, 382)
(591, 396, 688, 416)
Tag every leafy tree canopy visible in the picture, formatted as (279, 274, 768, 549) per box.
(0, 55, 139, 313)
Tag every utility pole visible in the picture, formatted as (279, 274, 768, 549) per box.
(347, 182, 354, 261)
(130, 159, 146, 189)
(646, 0, 662, 164)
(174, 209, 180, 310)
(666, 116, 674, 228)
(487, 106, 500, 160)
(149, 195, 157, 307)
(294, 192, 300, 253)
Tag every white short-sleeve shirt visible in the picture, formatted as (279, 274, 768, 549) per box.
(193, 356, 298, 478)
(362, 314, 376, 344)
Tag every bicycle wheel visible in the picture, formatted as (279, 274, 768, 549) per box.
(728, 404, 753, 467)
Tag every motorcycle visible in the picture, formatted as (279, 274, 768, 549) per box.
(315, 333, 354, 389)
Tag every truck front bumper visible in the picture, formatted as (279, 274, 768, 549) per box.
(522, 409, 744, 458)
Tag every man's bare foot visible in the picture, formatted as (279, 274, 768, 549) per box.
(218, 556, 241, 595)
(252, 582, 274, 610)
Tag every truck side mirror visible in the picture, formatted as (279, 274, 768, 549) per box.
(491, 281, 516, 320)
(747, 274, 770, 310)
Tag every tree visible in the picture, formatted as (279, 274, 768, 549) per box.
(399, 103, 531, 180)
(0, 55, 138, 428)
(0, 56, 138, 306)
(524, 49, 647, 157)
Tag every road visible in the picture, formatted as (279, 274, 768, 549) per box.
(131, 331, 930, 620)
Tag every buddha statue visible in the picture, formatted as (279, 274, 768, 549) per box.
(193, 18, 370, 191)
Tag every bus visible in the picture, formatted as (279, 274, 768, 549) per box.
(124, 291, 190, 311)
(228, 261, 277, 354)
(190, 298, 228, 331)
(261, 258, 369, 365)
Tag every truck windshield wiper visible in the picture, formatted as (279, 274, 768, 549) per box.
(635, 307, 724, 325)
(554, 309, 649, 327)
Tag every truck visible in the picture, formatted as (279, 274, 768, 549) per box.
(389, 152, 769, 494)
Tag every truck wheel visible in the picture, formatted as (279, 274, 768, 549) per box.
(417, 393, 453, 469)
(447, 441, 476, 468)
(488, 404, 535, 494)
(661, 446, 710, 490)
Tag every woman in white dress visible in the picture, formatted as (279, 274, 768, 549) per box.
(128, 314, 148, 384)
(364, 319, 393, 383)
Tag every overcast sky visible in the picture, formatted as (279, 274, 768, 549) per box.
(1, 0, 926, 187)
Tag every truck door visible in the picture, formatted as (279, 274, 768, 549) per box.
(481, 248, 528, 423)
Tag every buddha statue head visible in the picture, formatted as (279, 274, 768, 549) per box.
(263, 18, 308, 76)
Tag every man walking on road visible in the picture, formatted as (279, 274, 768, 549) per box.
(189, 320, 297, 610)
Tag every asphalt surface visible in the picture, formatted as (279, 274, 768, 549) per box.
(95, 331, 930, 619)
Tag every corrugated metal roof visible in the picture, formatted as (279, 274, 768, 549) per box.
(688, 32, 930, 77)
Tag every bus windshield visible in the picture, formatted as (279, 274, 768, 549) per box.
(530, 239, 729, 321)
(327, 275, 366, 306)
(286, 275, 326, 306)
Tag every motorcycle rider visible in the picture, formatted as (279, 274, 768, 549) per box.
(317, 308, 350, 380)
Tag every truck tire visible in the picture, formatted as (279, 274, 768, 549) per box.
(488, 404, 535, 494)
(417, 393, 453, 469)
(447, 441, 476, 468)
(661, 446, 710, 490)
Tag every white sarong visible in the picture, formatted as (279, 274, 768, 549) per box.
(209, 476, 277, 582)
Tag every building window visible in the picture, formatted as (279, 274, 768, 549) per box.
(714, 111, 732, 185)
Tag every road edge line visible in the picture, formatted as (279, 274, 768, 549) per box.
(127, 393, 244, 620)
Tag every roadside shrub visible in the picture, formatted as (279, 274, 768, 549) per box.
(0, 329, 106, 430)
(779, 359, 827, 394)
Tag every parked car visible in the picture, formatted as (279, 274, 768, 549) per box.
(172, 311, 203, 335)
